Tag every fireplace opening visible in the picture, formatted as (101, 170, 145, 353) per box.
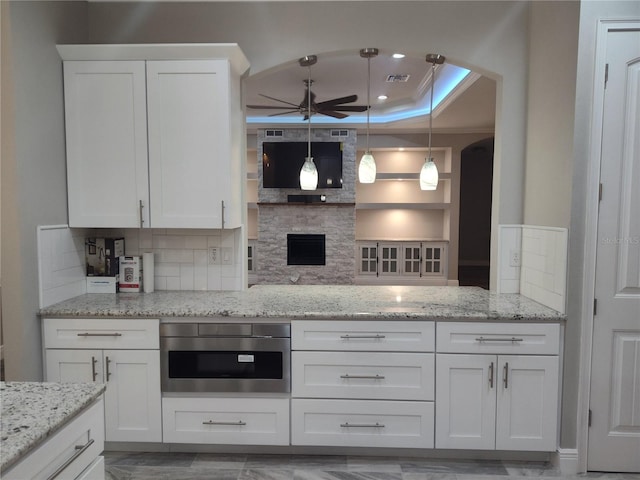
(287, 234, 326, 265)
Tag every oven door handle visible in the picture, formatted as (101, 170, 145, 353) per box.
(202, 420, 247, 426)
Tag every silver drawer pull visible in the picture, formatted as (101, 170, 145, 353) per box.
(77, 332, 123, 337)
(46, 438, 95, 480)
(475, 336, 523, 343)
(340, 422, 385, 428)
(340, 334, 386, 339)
(202, 420, 246, 426)
(340, 374, 385, 380)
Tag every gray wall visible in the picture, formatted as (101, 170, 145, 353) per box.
(1, 1, 88, 380)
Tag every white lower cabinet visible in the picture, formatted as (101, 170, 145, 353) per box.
(43, 318, 162, 443)
(435, 322, 561, 452)
(3, 398, 105, 480)
(291, 399, 434, 448)
(162, 397, 290, 445)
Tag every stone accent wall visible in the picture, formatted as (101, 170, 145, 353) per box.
(256, 128, 357, 285)
(257, 204, 355, 285)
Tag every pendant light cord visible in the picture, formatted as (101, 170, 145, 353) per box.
(307, 65, 312, 158)
(366, 55, 371, 153)
(428, 60, 435, 161)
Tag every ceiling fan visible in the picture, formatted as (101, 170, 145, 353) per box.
(246, 55, 368, 120)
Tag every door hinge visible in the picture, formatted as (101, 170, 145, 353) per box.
(588, 409, 593, 427)
(599, 183, 603, 202)
(604, 63, 609, 88)
(593, 298, 598, 316)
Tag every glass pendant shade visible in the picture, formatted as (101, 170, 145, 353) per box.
(300, 156, 318, 190)
(358, 152, 377, 183)
(419, 158, 439, 190)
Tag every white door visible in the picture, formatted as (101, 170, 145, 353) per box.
(45, 349, 103, 383)
(146, 60, 231, 229)
(495, 355, 559, 452)
(588, 28, 640, 472)
(435, 354, 496, 449)
(103, 350, 162, 442)
(63, 61, 150, 228)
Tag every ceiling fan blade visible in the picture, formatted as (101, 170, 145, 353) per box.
(330, 105, 368, 112)
(258, 93, 300, 108)
(318, 110, 349, 119)
(269, 110, 301, 117)
(247, 105, 299, 110)
(315, 95, 358, 109)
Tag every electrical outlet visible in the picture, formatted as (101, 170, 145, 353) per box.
(208, 247, 220, 265)
(509, 249, 521, 267)
(221, 247, 233, 265)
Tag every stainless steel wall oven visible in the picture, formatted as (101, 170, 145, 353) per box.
(160, 322, 290, 393)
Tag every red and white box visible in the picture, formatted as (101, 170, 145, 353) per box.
(119, 256, 142, 292)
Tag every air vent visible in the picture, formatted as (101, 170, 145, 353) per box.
(386, 74, 410, 83)
(265, 130, 284, 137)
(331, 130, 349, 137)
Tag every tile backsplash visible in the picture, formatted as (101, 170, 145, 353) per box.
(38, 225, 244, 307)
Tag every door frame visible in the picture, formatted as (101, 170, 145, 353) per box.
(576, 18, 640, 473)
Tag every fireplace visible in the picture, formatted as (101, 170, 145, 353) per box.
(287, 234, 326, 265)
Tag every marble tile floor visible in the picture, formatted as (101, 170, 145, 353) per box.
(104, 452, 640, 480)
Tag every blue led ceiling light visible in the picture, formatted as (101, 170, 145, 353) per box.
(246, 63, 471, 125)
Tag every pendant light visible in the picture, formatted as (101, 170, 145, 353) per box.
(358, 48, 378, 184)
(420, 53, 445, 191)
(299, 55, 318, 191)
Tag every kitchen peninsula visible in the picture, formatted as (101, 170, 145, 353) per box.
(38, 285, 565, 457)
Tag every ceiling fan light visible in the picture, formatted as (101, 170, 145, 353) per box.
(300, 156, 318, 190)
(358, 152, 377, 183)
(420, 158, 438, 191)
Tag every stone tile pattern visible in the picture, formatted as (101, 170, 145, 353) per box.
(257, 204, 356, 285)
(104, 452, 640, 480)
(0, 381, 106, 472)
(39, 285, 565, 322)
(256, 128, 357, 285)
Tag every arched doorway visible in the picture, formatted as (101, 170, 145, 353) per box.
(458, 137, 494, 289)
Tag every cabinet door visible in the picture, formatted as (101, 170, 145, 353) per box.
(103, 350, 162, 442)
(146, 60, 233, 228)
(63, 61, 149, 228)
(495, 355, 559, 451)
(435, 354, 496, 450)
(45, 349, 103, 384)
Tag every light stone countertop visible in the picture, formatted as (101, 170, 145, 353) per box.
(0, 381, 106, 473)
(39, 285, 565, 322)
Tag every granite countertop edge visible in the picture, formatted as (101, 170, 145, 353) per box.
(0, 382, 106, 473)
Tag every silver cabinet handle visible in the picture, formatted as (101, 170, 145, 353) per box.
(77, 332, 123, 337)
(46, 438, 95, 480)
(221, 200, 225, 229)
(105, 356, 111, 382)
(139, 199, 145, 227)
(340, 374, 385, 380)
(202, 420, 246, 426)
(340, 422, 385, 428)
(503, 362, 509, 389)
(91, 356, 98, 382)
(340, 334, 386, 339)
(489, 361, 494, 389)
(475, 336, 523, 343)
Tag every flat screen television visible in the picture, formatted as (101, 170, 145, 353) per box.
(262, 141, 343, 189)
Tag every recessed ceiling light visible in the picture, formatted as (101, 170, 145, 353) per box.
(398, 147, 405, 151)
(377, 94, 388, 100)
(392, 53, 405, 59)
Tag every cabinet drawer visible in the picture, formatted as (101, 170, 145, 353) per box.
(436, 322, 560, 354)
(292, 351, 434, 401)
(292, 321, 434, 352)
(291, 399, 434, 448)
(162, 397, 289, 445)
(43, 318, 159, 349)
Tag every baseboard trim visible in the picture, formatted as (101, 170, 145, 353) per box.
(553, 448, 579, 475)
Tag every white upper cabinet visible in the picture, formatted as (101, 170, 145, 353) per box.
(59, 44, 249, 229)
